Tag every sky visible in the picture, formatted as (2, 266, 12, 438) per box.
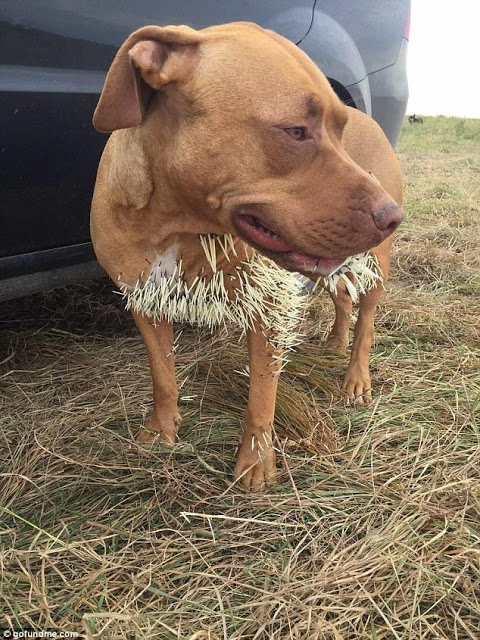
(407, 0, 480, 118)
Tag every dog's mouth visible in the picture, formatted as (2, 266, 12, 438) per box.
(233, 210, 347, 277)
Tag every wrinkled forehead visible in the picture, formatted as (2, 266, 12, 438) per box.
(192, 25, 335, 115)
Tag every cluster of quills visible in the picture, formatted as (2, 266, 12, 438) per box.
(120, 234, 382, 364)
(310, 253, 383, 303)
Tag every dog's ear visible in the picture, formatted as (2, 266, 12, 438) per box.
(93, 25, 201, 133)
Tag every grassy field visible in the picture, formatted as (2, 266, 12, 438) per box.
(1, 117, 479, 639)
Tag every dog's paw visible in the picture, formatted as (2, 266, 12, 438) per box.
(324, 333, 349, 352)
(136, 413, 182, 444)
(343, 365, 372, 406)
(234, 436, 277, 492)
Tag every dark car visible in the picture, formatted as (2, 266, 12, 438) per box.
(0, 1, 410, 300)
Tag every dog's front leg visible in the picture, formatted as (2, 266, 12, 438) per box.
(234, 328, 280, 492)
(343, 239, 393, 406)
(132, 312, 181, 444)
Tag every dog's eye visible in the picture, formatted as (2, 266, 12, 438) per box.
(285, 126, 307, 141)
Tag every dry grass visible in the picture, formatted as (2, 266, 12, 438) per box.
(1, 117, 479, 639)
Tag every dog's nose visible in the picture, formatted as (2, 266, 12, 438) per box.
(372, 203, 404, 234)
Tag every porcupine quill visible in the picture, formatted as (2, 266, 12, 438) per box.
(120, 234, 383, 361)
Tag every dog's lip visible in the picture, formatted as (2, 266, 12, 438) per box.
(276, 252, 347, 277)
(232, 210, 348, 277)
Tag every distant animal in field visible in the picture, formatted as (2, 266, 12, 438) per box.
(408, 114, 424, 124)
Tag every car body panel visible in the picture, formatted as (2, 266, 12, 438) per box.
(366, 38, 409, 148)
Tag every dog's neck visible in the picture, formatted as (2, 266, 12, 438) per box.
(108, 128, 226, 239)
(132, 233, 252, 287)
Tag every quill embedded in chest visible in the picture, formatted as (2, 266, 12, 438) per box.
(119, 234, 383, 356)
(119, 234, 306, 354)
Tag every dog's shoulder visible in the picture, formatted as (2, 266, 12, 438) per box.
(97, 129, 153, 210)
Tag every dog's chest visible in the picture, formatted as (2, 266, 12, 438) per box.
(120, 234, 306, 353)
(119, 235, 383, 354)
(148, 243, 181, 283)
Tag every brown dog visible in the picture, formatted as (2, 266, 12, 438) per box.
(91, 22, 403, 491)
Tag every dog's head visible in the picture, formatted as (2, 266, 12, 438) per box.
(94, 23, 403, 277)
